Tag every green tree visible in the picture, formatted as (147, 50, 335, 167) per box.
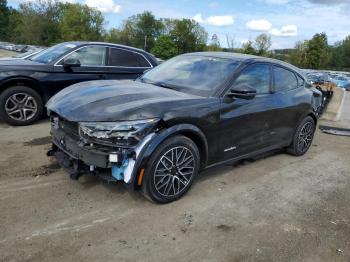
(0, 0, 10, 40)
(169, 19, 207, 54)
(106, 13, 207, 54)
(289, 41, 308, 68)
(254, 33, 271, 56)
(326, 42, 341, 70)
(242, 40, 256, 55)
(59, 3, 105, 41)
(328, 36, 350, 71)
(105, 21, 136, 46)
(107, 12, 163, 51)
(151, 35, 178, 59)
(133, 11, 164, 51)
(15, 0, 62, 45)
(205, 34, 222, 51)
(105, 28, 123, 43)
(340, 36, 350, 70)
(305, 33, 329, 69)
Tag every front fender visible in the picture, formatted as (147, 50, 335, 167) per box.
(129, 123, 208, 189)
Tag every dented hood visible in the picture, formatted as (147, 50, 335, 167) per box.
(47, 80, 204, 122)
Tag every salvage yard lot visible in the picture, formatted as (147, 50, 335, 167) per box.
(0, 49, 17, 58)
(1, 94, 350, 262)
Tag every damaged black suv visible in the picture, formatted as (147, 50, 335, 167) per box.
(47, 52, 320, 203)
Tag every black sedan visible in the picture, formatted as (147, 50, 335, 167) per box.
(0, 42, 158, 125)
(47, 52, 320, 203)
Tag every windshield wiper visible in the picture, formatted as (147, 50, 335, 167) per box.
(157, 82, 177, 91)
(139, 78, 179, 91)
(138, 77, 153, 85)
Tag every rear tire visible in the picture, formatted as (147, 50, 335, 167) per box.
(0, 86, 43, 126)
(287, 116, 315, 156)
(141, 135, 200, 203)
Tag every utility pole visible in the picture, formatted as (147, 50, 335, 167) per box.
(144, 35, 147, 51)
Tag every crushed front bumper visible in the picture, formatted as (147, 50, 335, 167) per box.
(51, 127, 113, 168)
(48, 122, 154, 185)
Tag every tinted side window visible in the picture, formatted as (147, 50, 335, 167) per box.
(108, 48, 150, 67)
(273, 66, 298, 92)
(233, 64, 270, 94)
(64, 46, 107, 66)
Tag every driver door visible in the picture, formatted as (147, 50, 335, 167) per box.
(218, 63, 277, 161)
(51, 45, 109, 95)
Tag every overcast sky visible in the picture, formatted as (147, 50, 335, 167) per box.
(8, 0, 350, 49)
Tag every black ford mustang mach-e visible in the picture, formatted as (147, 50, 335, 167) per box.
(47, 52, 320, 203)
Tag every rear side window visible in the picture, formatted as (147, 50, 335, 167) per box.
(108, 48, 150, 67)
(233, 64, 271, 94)
(273, 66, 298, 92)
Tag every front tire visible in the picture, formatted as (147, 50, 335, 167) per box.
(287, 116, 316, 156)
(142, 135, 200, 203)
(0, 86, 43, 126)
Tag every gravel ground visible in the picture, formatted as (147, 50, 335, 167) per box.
(0, 94, 349, 262)
(0, 49, 17, 58)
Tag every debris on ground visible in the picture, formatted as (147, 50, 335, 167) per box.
(319, 125, 350, 136)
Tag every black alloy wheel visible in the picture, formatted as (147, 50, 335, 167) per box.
(0, 86, 43, 126)
(287, 116, 316, 156)
(142, 135, 200, 203)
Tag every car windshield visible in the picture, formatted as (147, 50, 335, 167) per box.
(139, 55, 239, 97)
(29, 43, 78, 64)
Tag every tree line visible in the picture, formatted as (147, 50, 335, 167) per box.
(0, 0, 207, 58)
(0, 0, 349, 71)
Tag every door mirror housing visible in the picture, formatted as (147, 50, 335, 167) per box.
(227, 84, 257, 100)
(63, 58, 81, 68)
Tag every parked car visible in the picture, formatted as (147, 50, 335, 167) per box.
(331, 75, 350, 89)
(47, 52, 319, 203)
(0, 42, 158, 125)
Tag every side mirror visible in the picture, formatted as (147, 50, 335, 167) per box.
(227, 84, 257, 100)
(63, 58, 81, 68)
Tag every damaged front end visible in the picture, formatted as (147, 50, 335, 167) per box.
(47, 115, 161, 186)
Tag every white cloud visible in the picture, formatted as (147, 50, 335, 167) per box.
(193, 13, 234, 26)
(269, 25, 298, 36)
(246, 19, 272, 31)
(85, 0, 120, 13)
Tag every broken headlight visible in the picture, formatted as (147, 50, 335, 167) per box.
(79, 118, 159, 147)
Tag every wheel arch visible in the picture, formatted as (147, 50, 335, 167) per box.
(307, 112, 317, 125)
(132, 123, 209, 189)
(0, 77, 46, 102)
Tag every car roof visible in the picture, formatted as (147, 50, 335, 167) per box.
(184, 51, 304, 76)
(61, 41, 150, 55)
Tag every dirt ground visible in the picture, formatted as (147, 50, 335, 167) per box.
(0, 94, 349, 262)
(0, 49, 17, 58)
